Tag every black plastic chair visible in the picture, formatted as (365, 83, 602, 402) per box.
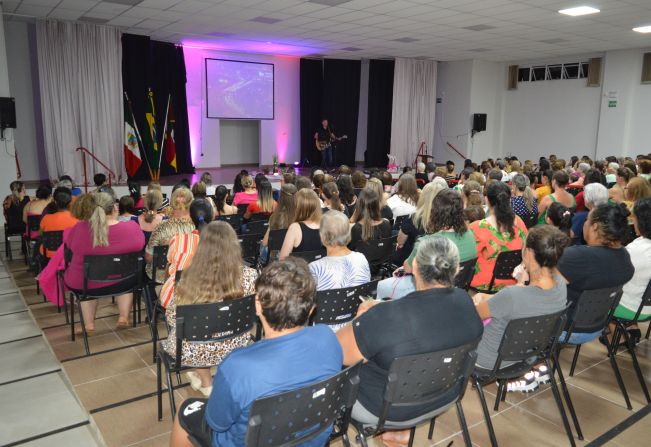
(356, 235, 397, 278)
(68, 251, 144, 355)
(144, 245, 169, 362)
(485, 250, 522, 294)
(246, 219, 269, 235)
(156, 294, 256, 420)
(261, 228, 287, 267)
(249, 213, 269, 222)
(473, 308, 574, 447)
(521, 213, 538, 229)
(352, 340, 481, 447)
(237, 204, 249, 215)
(454, 258, 477, 291)
(215, 214, 242, 233)
(23, 214, 42, 266)
(311, 280, 379, 327)
(555, 286, 628, 441)
(291, 248, 326, 264)
(392, 214, 407, 232)
(4, 222, 26, 261)
(239, 233, 262, 266)
(38, 230, 64, 303)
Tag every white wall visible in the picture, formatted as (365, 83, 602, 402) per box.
(219, 120, 260, 165)
(184, 47, 300, 168)
(469, 60, 505, 163)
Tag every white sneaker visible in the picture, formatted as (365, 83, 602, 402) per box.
(185, 371, 202, 391)
(199, 385, 213, 397)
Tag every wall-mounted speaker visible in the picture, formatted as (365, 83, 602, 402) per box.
(0, 98, 16, 129)
(472, 113, 487, 134)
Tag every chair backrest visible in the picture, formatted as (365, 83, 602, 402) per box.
(26, 215, 42, 234)
(634, 280, 651, 322)
(492, 307, 567, 372)
(216, 214, 242, 232)
(356, 235, 397, 267)
(567, 286, 623, 335)
(267, 228, 288, 252)
(291, 249, 326, 264)
(175, 269, 183, 282)
(312, 280, 379, 326)
(175, 294, 256, 366)
(247, 219, 269, 236)
(487, 250, 522, 292)
(83, 251, 144, 290)
(249, 213, 269, 222)
(41, 230, 64, 252)
(245, 362, 362, 447)
(237, 204, 249, 215)
(454, 258, 477, 290)
(239, 233, 262, 264)
(151, 245, 169, 284)
(375, 341, 480, 432)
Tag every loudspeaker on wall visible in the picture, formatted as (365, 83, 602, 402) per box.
(0, 98, 16, 129)
(472, 113, 487, 134)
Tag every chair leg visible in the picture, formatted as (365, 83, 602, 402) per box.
(474, 376, 498, 447)
(166, 365, 177, 420)
(545, 359, 576, 447)
(607, 334, 633, 410)
(427, 417, 436, 440)
(645, 322, 651, 340)
(456, 400, 473, 447)
(554, 355, 584, 440)
(156, 353, 163, 421)
(407, 426, 416, 447)
(77, 299, 91, 356)
(569, 345, 581, 377)
(70, 293, 76, 342)
(621, 326, 651, 403)
(494, 380, 504, 411)
(152, 301, 159, 364)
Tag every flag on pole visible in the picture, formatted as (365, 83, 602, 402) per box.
(123, 95, 142, 178)
(164, 98, 177, 172)
(142, 88, 158, 179)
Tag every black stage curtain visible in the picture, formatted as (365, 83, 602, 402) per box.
(122, 34, 193, 180)
(366, 59, 394, 168)
(322, 59, 360, 167)
(299, 59, 324, 167)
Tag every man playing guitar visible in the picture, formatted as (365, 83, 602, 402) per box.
(314, 118, 346, 168)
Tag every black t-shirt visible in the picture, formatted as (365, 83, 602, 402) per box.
(353, 287, 483, 420)
(380, 205, 393, 223)
(393, 215, 424, 265)
(557, 245, 634, 305)
(415, 173, 429, 187)
(294, 222, 323, 253)
(349, 219, 392, 251)
(316, 127, 331, 142)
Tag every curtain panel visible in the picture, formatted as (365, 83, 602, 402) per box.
(389, 58, 438, 167)
(299, 58, 324, 167)
(366, 59, 394, 168)
(36, 20, 123, 183)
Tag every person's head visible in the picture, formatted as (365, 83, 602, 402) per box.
(35, 184, 52, 200)
(487, 169, 503, 182)
(339, 165, 352, 176)
(270, 184, 297, 230)
(9, 180, 25, 205)
(93, 173, 107, 187)
(213, 185, 229, 214)
(191, 182, 207, 199)
(512, 173, 535, 213)
(319, 210, 351, 248)
(255, 179, 275, 213)
(632, 197, 651, 239)
(607, 162, 620, 174)
(380, 171, 393, 188)
(176, 222, 244, 306)
(510, 160, 522, 173)
(200, 172, 213, 186)
(577, 162, 590, 176)
(624, 160, 638, 176)
(458, 168, 474, 183)
(241, 175, 254, 190)
(416, 162, 426, 174)
(625, 177, 651, 203)
(190, 198, 213, 231)
(89, 192, 118, 247)
(397, 173, 419, 205)
(463, 205, 485, 224)
(292, 176, 310, 192)
(365, 178, 386, 207)
(351, 188, 381, 241)
(282, 171, 296, 186)
(71, 194, 94, 220)
(322, 181, 342, 211)
(127, 180, 141, 203)
(583, 183, 609, 210)
(142, 189, 163, 223)
(170, 186, 193, 214)
(434, 166, 448, 179)
(430, 189, 467, 236)
(523, 224, 570, 273)
(118, 195, 135, 216)
(413, 180, 447, 232)
(426, 162, 436, 174)
(552, 170, 569, 190)
(58, 176, 73, 190)
(351, 171, 367, 189)
(312, 173, 325, 191)
(584, 169, 605, 186)
(541, 169, 553, 187)
(496, 159, 506, 170)
(412, 236, 459, 289)
(321, 118, 328, 128)
(336, 175, 355, 204)
(584, 203, 631, 248)
(545, 202, 572, 235)
(616, 167, 635, 186)
(446, 161, 455, 173)
(486, 181, 515, 237)
(639, 160, 651, 176)
(462, 180, 482, 207)
(255, 258, 316, 331)
(293, 189, 322, 223)
(52, 187, 72, 212)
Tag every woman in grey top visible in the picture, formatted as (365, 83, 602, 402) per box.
(473, 225, 570, 393)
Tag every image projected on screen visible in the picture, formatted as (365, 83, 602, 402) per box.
(206, 59, 274, 120)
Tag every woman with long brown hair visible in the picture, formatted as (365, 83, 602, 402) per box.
(387, 173, 419, 218)
(279, 189, 323, 259)
(349, 188, 392, 251)
(260, 184, 297, 262)
(321, 181, 346, 214)
(162, 221, 257, 396)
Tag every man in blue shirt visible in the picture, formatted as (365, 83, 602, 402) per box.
(170, 257, 343, 447)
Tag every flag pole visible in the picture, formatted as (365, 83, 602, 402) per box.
(156, 94, 171, 181)
(124, 91, 154, 180)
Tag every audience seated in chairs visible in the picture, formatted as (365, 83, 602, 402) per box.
(337, 236, 483, 446)
(23, 184, 52, 238)
(118, 195, 136, 222)
(260, 184, 296, 264)
(386, 173, 419, 218)
(279, 189, 323, 259)
(3, 180, 30, 235)
(348, 188, 392, 252)
(213, 185, 237, 217)
(63, 192, 145, 332)
(232, 175, 257, 206)
(473, 225, 570, 392)
(163, 221, 258, 397)
(39, 187, 78, 258)
(538, 170, 576, 225)
(145, 187, 194, 283)
(243, 178, 276, 220)
(336, 174, 358, 216)
(137, 189, 165, 244)
(309, 210, 370, 291)
(169, 257, 342, 447)
(191, 182, 217, 218)
(470, 181, 528, 292)
(159, 199, 213, 309)
(571, 183, 608, 245)
(378, 189, 477, 300)
(558, 203, 635, 344)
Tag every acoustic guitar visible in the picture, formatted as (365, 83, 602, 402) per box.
(316, 135, 348, 151)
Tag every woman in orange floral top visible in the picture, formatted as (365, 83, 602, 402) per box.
(470, 181, 528, 291)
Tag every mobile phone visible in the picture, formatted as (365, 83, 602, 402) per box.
(358, 295, 375, 303)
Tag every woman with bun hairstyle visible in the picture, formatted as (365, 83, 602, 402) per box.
(546, 202, 573, 235)
(469, 181, 528, 292)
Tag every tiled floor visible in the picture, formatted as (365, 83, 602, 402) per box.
(5, 245, 651, 447)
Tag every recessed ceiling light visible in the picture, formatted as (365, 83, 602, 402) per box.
(633, 25, 651, 33)
(558, 6, 600, 16)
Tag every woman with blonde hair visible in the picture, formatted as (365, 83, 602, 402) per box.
(162, 221, 257, 395)
(64, 192, 145, 332)
(279, 189, 323, 259)
(232, 175, 257, 206)
(625, 177, 651, 208)
(137, 189, 165, 244)
(243, 178, 276, 219)
(462, 180, 483, 208)
(199, 172, 213, 186)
